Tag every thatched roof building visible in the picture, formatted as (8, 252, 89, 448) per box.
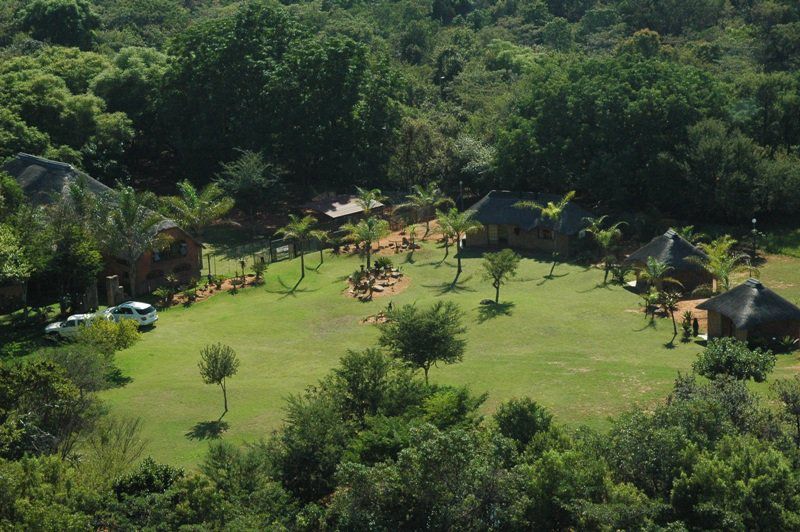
(464, 190, 591, 255)
(697, 278, 800, 341)
(624, 229, 711, 291)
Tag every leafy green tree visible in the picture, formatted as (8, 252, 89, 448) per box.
(161, 180, 233, 240)
(0, 223, 32, 291)
(772, 376, 800, 447)
(341, 217, 390, 269)
(494, 397, 552, 448)
(198, 343, 240, 420)
(515, 190, 575, 277)
(97, 186, 166, 298)
(398, 182, 453, 238)
(693, 338, 776, 382)
(481, 249, 521, 303)
(215, 150, 283, 226)
(379, 301, 466, 384)
(275, 215, 327, 281)
(17, 0, 99, 49)
(436, 207, 482, 280)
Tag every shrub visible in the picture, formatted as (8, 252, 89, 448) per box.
(182, 285, 198, 303)
(693, 337, 776, 382)
(76, 318, 141, 355)
(681, 311, 693, 342)
(691, 284, 713, 298)
(252, 261, 268, 281)
(152, 286, 174, 307)
(494, 397, 553, 448)
(374, 256, 393, 270)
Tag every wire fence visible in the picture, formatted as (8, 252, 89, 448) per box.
(201, 236, 329, 278)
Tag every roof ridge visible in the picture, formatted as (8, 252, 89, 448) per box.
(16, 152, 75, 173)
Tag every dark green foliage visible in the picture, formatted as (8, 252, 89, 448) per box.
(379, 301, 467, 384)
(494, 397, 553, 448)
(17, 0, 99, 49)
(693, 337, 776, 382)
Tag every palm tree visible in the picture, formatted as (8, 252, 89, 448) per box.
(275, 215, 327, 281)
(354, 186, 387, 216)
(161, 180, 234, 240)
(675, 225, 708, 244)
(437, 208, 482, 280)
(342, 217, 390, 269)
(584, 215, 626, 283)
(397, 182, 454, 238)
(690, 235, 755, 292)
(515, 191, 576, 278)
(638, 256, 683, 292)
(97, 186, 168, 298)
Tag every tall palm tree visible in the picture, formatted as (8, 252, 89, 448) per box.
(515, 191, 575, 277)
(690, 235, 755, 292)
(97, 186, 168, 298)
(437, 207, 482, 280)
(584, 215, 626, 283)
(638, 256, 682, 292)
(161, 180, 234, 240)
(397, 182, 454, 238)
(275, 215, 327, 281)
(342, 217, 390, 269)
(354, 186, 386, 216)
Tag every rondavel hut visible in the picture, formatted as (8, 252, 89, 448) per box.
(624, 229, 712, 291)
(697, 278, 800, 342)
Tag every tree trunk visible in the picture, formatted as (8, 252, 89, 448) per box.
(128, 262, 137, 298)
(220, 379, 228, 419)
(300, 247, 305, 279)
(424, 219, 430, 239)
(423, 365, 430, 385)
(456, 232, 462, 274)
(319, 249, 324, 265)
(671, 311, 677, 335)
(495, 282, 500, 303)
(366, 245, 372, 269)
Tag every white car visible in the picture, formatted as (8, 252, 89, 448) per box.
(44, 313, 96, 339)
(105, 301, 158, 327)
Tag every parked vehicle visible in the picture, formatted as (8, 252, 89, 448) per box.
(44, 313, 97, 339)
(104, 301, 158, 326)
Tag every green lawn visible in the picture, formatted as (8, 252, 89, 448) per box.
(99, 242, 800, 467)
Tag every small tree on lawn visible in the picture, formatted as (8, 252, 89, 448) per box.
(584, 215, 626, 283)
(481, 249, 521, 303)
(198, 343, 240, 419)
(275, 215, 327, 281)
(515, 190, 575, 278)
(690, 235, 755, 293)
(342, 217, 390, 269)
(437, 207, 482, 281)
(659, 290, 681, 336)
(379, 301, 466, 385)
(693, 337, 775, 382)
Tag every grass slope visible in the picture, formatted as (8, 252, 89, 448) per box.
(101, 243, 796, 467)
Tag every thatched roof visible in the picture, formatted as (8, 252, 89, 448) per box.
(301, 194, 383, 219)
(465, 190, 591, 236)
(2, 153, 112, 206)
(3, 153, 199, 247)
(624, 229, 708, 271)
(697, 278, 800, 330)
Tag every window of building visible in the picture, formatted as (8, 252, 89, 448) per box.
(538, 228, 554, 240)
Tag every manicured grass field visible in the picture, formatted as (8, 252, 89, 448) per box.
(100, 242, 800, 467)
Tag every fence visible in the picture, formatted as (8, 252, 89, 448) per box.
(201, 236, 327, 278)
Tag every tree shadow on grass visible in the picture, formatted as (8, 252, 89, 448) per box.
(265, 276, 319, 299)
(663, 332, 678, 349)
(423, 275, 476, 296)
(476, 301, 515, 323)
(634, 319, 657, 332)
(536, 272, 569, 286)
(106, 368, 132, 388)
(185, 420, 229, 441)
(577, 282, 614, 293)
